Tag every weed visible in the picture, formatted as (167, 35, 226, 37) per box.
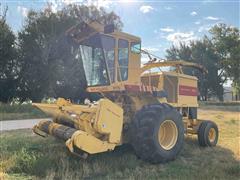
(0, 108, 239, 179)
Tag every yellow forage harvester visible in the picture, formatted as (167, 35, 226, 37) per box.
(33, 22, 218, 163)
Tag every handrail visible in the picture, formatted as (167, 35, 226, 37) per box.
(141, 60, 208, 74)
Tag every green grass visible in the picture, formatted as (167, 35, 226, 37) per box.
(0, 104, 47, 121)
(1, 101, 238, 120)
(199, 101, 240, 106)
(1, 108, 239, 180)
(199, 101, 240, 112)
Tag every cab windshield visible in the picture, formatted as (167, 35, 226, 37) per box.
(78, 33, 115, 87)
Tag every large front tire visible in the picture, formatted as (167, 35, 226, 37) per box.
(131, 104, 184, 163)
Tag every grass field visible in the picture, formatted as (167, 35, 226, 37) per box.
(0, 102, 238, 121)
(0, 104, 47, 121)
(0, 106, 239, 179)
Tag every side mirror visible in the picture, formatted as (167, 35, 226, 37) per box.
(104, 24, 115, 34)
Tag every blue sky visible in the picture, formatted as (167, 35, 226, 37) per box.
(1, 0, 239, 60)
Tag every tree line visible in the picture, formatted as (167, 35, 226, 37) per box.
(166, 24, 239, 101)
(0, 4, 239, 103)
(0, 4, 122, 102)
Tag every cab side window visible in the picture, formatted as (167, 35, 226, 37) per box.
(101, 35, 115, 83)
(131, 42, 141, 54)
(118, 39, 129, 81)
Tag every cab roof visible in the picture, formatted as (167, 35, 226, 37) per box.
(66, 21, 141, 43)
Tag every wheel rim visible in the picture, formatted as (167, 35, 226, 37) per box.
(208, 128, 216, 143)
(158, 120, 178, 150)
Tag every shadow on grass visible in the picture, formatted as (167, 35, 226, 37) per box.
(1, 130, 239, 179)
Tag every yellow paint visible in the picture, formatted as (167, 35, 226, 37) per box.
(158, 120, 178, 150)
(208, 128, 217, 142)
(33, 97, 123, 154)
(178, 75, 198, 106)
(66, 130, 116, 154)
(33, 21, 210, 156)
(95, 99, 123, 143)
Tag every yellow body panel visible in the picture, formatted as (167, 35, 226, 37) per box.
(128, 52, 142, 84)
(66, 131, 115, 154)
(95, 99, 123, 143)
(141, 71, 198, 107)
(178, 75, 198, 106)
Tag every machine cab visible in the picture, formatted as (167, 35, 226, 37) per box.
(67, 22, 142, 92)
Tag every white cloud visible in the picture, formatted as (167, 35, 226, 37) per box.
(166, 31, 198, 46)
(198, 26, 209, 32)
(160, 27, 174, 32)
(198, 23, 217, 32)
(62, 0, 112, 9)
(154, 31, 168, 39)
(63, 0, 74, 5)
(93, 0, 112, 9)
(190, 11, 197, 16)
(139, 5, 154, 13)
(141, 56, 150, 64)
(142, 46, 161, 52)
(195, 21, 201, 25)
(154, 28, 174, 40)
(164, 6, 172, 10)
(46, 0, 60, 13)
(17, 6, 29, 17)
(205, 16, 219, 20)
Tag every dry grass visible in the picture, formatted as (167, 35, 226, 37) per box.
(198, 108, 240, 158)
(0, 106, 239, 179)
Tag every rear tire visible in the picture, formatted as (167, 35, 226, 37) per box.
(198, 121, 218, 147)
(131, 104, 184, 163)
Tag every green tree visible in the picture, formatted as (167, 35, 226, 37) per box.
(0, 7, 18, 102)
(210, 24, 240, 100)
(166, 37, 224, 101)
(18, 5, 123, 102)
(191, 38, 225, 101)
(166, 24, 239, 101)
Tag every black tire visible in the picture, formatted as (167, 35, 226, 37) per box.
(198, 121, 218, 147)
(130, 104, 184, 163)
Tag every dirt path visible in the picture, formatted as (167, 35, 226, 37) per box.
(0, 118, 51, 131)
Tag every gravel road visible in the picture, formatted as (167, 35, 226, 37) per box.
(0, 118, 51, 131)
